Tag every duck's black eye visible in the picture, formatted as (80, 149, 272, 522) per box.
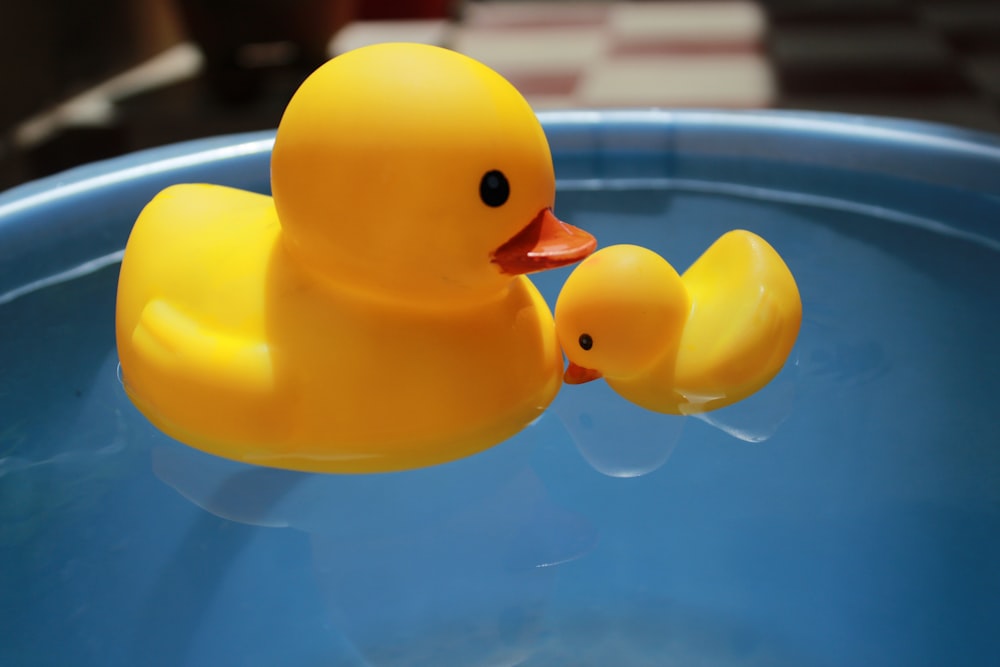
(579, 333, 593, 351)
(480, 170, 510, 208)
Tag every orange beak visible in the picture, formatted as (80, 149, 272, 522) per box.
(564, 361, 602, 385)
(492, 208, 596, 275)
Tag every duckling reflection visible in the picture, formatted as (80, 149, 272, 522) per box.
(552, 380, 683, 478)
(553, 351, 800, 478)
(693, 349, 799, 443)
(151, 419, 596, 666)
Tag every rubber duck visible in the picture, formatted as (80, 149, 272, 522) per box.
(554, 230, 801, 414)
(116, 43, 596, 473)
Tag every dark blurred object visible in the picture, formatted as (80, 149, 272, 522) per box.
(23, 125, 130, 180)
(0, 0, 461, 192)
(173, 0, 356, 104)
(0, 0, 181, 189)
(357, 0, 457, 21)
(0, 0, 361, 190)
(0, 0, 178, 134)
(764, 0, 973, 94)
(762, 0, 1000, 132)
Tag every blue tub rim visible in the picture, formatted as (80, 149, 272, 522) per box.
(1, 109, 998, 301)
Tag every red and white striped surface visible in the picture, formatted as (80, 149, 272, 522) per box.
(333, 1, 775, 109)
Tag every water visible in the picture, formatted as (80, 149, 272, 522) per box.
(2, 183, 999, 666)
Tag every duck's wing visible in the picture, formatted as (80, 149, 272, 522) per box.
(130, 299, 275, 393)
(116, 184, 281, 407)
(121, 297, 282, 449)
(674, 230, 801, 411)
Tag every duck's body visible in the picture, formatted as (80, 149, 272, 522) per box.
(117, 184, 562, 472)
(116, 43, 595, 473)
(555, 231, 801, 415)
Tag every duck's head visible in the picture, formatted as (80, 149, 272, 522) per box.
(555, 245, 689, 384)
(271, 42, 595, 303)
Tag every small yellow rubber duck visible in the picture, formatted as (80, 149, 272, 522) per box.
(554, 230, 801, 414)
(116, 43, 596, 473)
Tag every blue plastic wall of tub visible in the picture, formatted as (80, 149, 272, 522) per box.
(1, 111, 999, 667)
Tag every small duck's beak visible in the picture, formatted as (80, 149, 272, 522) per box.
(493, 209, 596, 275)
(564, 361, 602, 385)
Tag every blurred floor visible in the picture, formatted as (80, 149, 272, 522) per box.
(2, 0, 999, 191)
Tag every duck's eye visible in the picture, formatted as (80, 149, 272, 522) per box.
(579, 333, 593, 351)
(480, 170, 510, 208)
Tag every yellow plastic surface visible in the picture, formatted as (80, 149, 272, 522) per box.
(115, 43, 594, 473)
(554, 231, 802, 414)
(274, 42, 563, 302)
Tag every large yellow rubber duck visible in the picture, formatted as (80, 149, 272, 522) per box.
(554, 230, 801, 414)
(116, 43, 596, 473)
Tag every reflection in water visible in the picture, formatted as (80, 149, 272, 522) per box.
(553, 380, 682, 478)
(152, 423, 597, 666)
(693, 350, 799, 444)
(0, 351, 133, 546)
(554, 346, 801, 477)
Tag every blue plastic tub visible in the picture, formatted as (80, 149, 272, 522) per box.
(2, 110, 999, 666)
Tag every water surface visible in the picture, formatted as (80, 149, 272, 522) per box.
(2, 182, 999, 666)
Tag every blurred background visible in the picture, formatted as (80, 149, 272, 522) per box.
(1, 0, 998, 192)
